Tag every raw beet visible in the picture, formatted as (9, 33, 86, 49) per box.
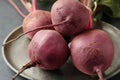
(28, 30, 69, 70)
(23, 10, 54, 39)
(70, 29, 114, 80)
(12, 30, 69, 80)
(8, 0, 54, 39)
(51, 0, 93, 37)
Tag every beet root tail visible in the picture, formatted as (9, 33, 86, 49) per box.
(94, 67, 105, 80)
(12, 62, 36, 80)
(3, 16, 71, 46)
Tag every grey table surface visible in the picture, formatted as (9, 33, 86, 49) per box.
(0, 0, 120, 80)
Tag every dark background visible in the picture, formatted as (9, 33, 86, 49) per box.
(0, 0, 120, 80)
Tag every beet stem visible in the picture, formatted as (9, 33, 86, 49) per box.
(83, 0, 88, 5)
(85, 12, 93, 30)
(92, 1, 98, 15)
(81, 0, 92, 8)
(12, 62, 36, 80)
(2, 16, 71, 46)
(32, 0, 37, 11)
(94, 67, 104, 80)
(8, 0, 26, 18)
(20, 0, 32, 13)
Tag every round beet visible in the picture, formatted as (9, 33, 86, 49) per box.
(28, 30, 69, 70)
(8, 0, 54, 39)
(70, 29, 114, 80)
(23, 10, 54, 39)
(12, 30, 69, 80)
(51, 0, 92, 37)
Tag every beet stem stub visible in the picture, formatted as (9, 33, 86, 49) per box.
(12, 62, 36, 80)
(20, 0, 32, 12)
(32, 0, 37, 11)
(94, 67, 105, 80)
(8, 0, 26, 18)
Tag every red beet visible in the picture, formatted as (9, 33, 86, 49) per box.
(8, 0, 54, 39)
(12, 30, 69, 80)
(51, 0, 93, 37)
(70, 29, 114, 80)
(23, 10, 54, 39)
(28, 30, 69, 70)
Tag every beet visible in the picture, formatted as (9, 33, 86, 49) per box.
(70, 29, 114, 80)
(8, 0, 54, 39)
(28, 30, 69, 70)
(12, 30, 69, 80)
(22, 10, 54, 39)
(51, 0, 93, 37)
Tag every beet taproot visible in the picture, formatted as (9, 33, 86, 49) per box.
(12, 30, 69, 80)
(23, 10, 54, 39)
(70, 29, 114, 80)
(51, 0, 93, 37)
